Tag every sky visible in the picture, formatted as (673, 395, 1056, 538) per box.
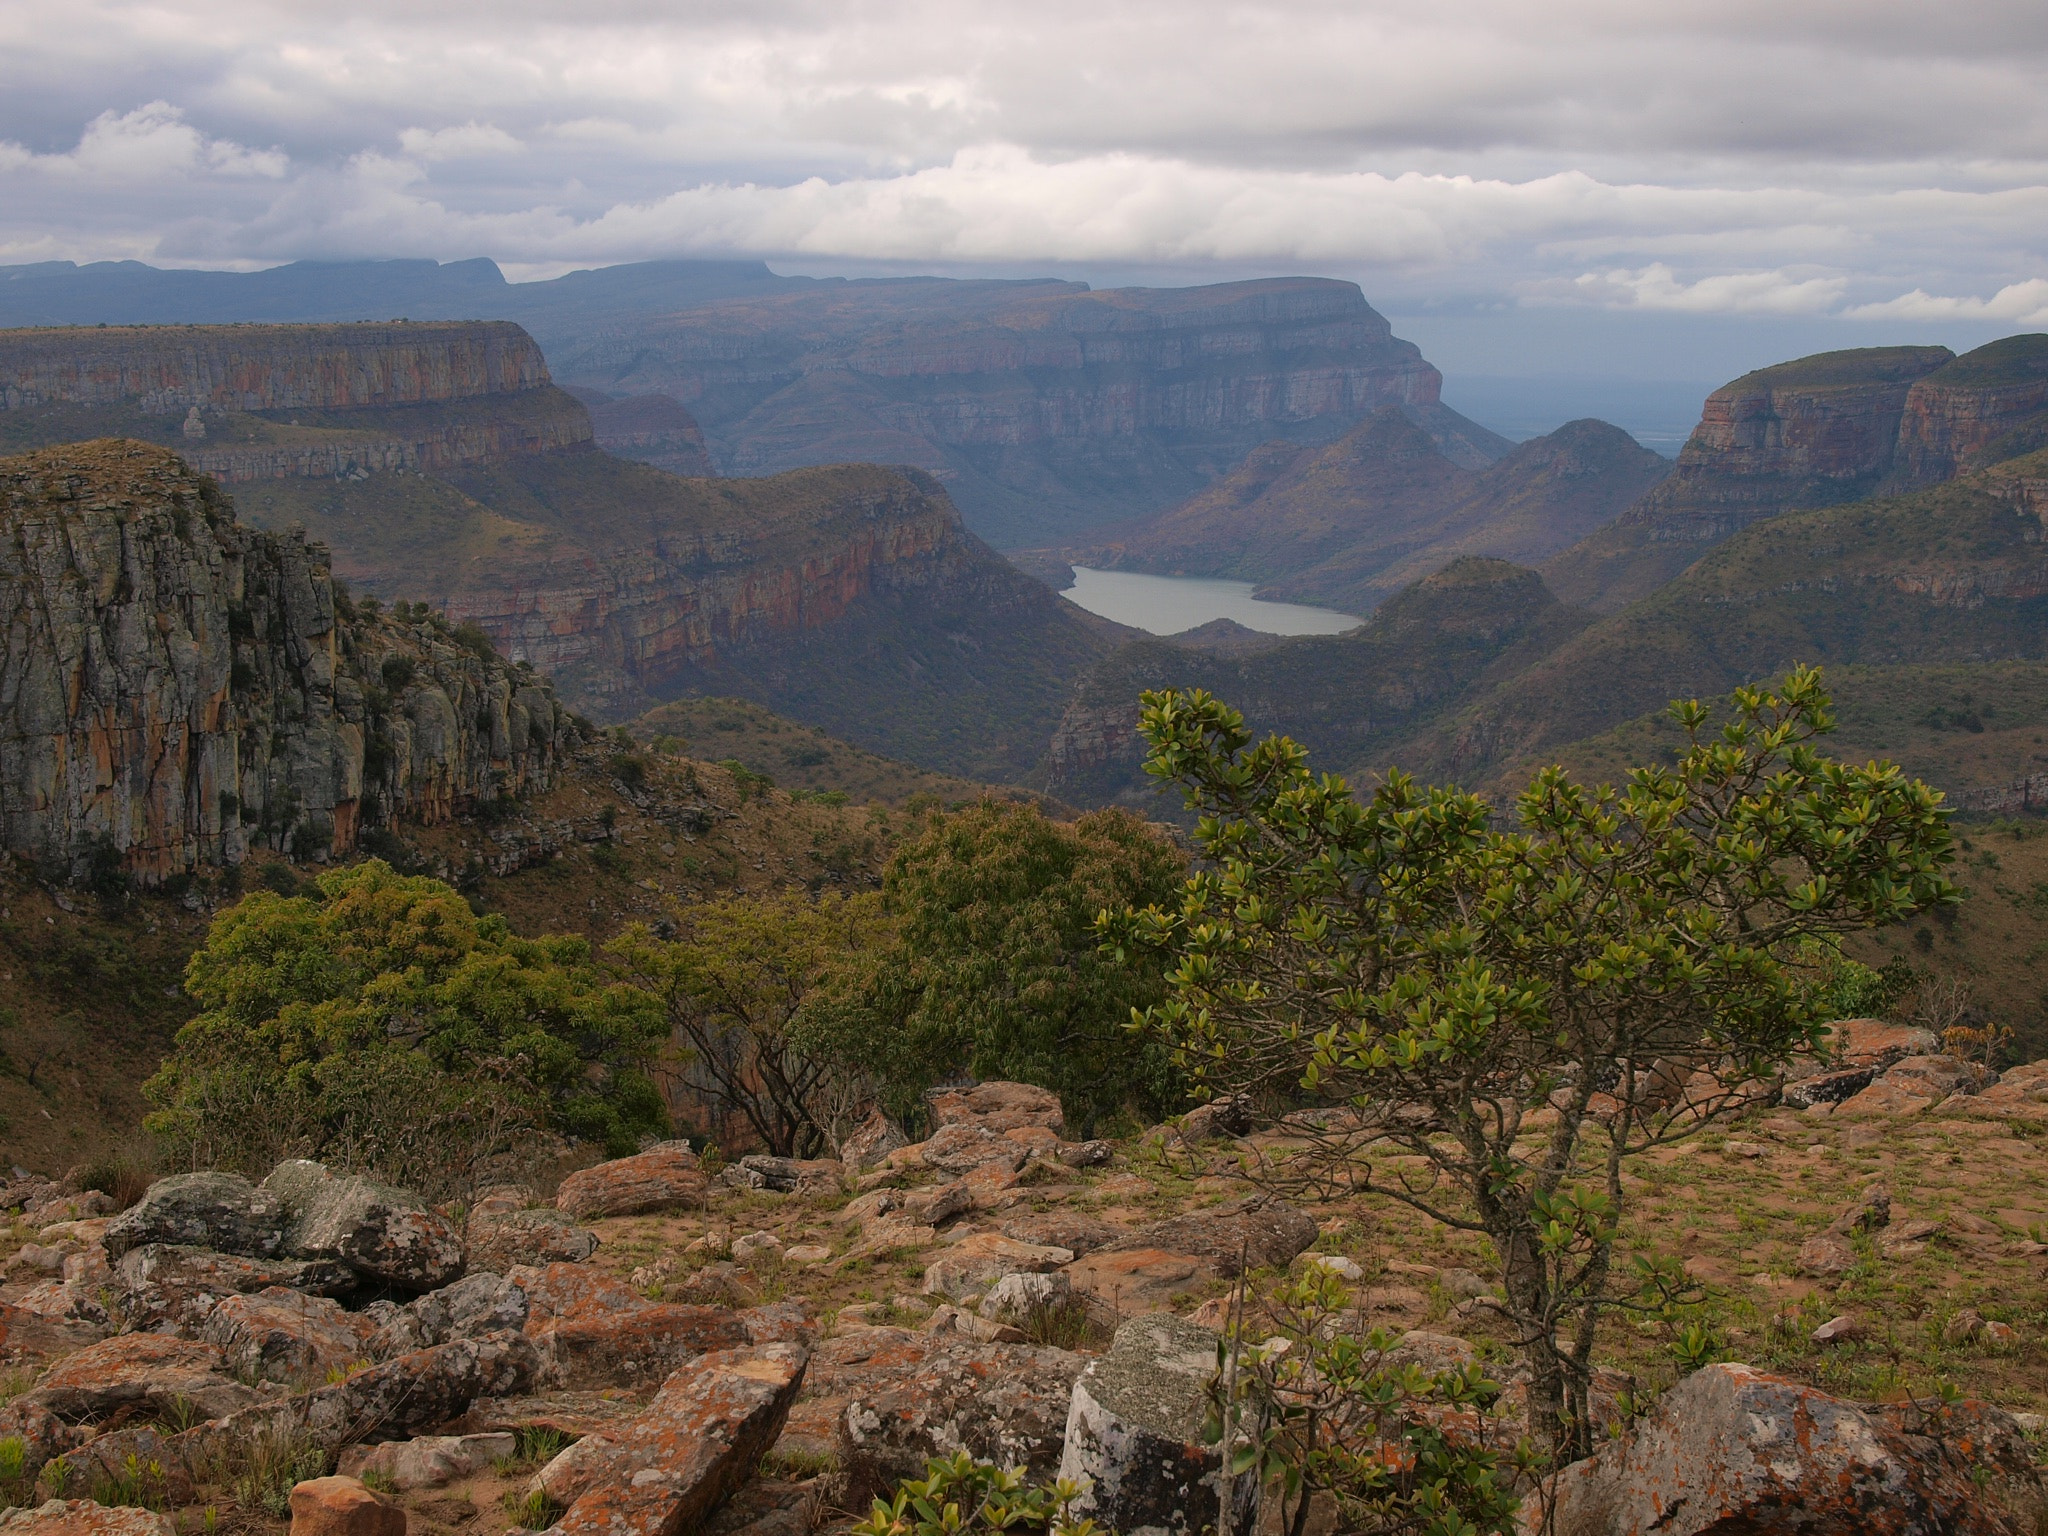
(2, 0, 2044, 424)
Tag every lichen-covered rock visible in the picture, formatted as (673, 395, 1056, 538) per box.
(512, 1263, 750, 1390)
(22, 1333, 269, 1423)
(980, 1272, 1072, 1328)
(285, 1476, 407, 1536)
(0, 1500, 176, 1536)
(546, 1344, 808, 1536)
(1542, 1362, 2035, 1535)
(1109, 1201, 1317, 1276)
(1001, 1214, 1122, 1256)
(101, 1173, 289, 1261)
(264, 1163, 465, 1291)
(922, 1235, 1073, 1301)
(838, 1112, 909, 1171)
(202, 1288, 375, 1385)
(926, 1083, 1065, 1136)
(337, 1433, 515, 1491)
(111, 1243, 358, 1334)
(729, 1156, 841, 1195)
(554, 1147, 706, 1220)
(1942, 1060, 2048, 1124)
(464, 1208, 599, 1271)
(919, 1125, 1031, 1177)
(1062, 1249, 1211, 1316)
(0, 440, 570, 886)
(1059, 1315, 1251, 1536)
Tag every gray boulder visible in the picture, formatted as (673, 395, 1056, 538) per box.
(112, 1244, 358, 1334)
(465, 1207, 599, 1271)
(101, 1173, 289, 1261)
(262, 1161, 465, 1291)
(368, 1271, 527, 1358)
(1058, 1315, 1255, 1536)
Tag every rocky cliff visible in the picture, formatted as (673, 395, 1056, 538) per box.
(0, 440, 571, 886)
(547, 276, 1504, 546)
(568, 389, 714, 477)
(0, 322, 593, 482)
(1055, 413, 1667, 615)
(1892, 334, 2048, 486)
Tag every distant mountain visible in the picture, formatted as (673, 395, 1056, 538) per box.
(1543, 337, 2048, 611)
(565, 386, 715, 477)
(0, 258, 1505, 550)
(1048, 411, 1666, 614)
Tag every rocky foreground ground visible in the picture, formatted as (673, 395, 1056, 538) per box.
(0, 1029, 2040, 1536)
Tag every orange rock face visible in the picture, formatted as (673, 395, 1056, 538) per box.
(287, 1477, 407, 1536)
(554, 1147, 707, 1220)
(0, 1500, 177, 1536)
(514, 1262, 753, 1390)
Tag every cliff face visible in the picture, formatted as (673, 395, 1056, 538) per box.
(0, 441, 570, 886)
(0, 322, 593, 482)
(569, 389, 715, 477)
(1893, 334, 2048, 486)
(548, 277, 1498, 546)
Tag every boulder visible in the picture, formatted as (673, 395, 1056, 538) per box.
(1001, 1214, 1122, 1255)
(1110, 1202, 1317, 1276)
(1177, 1096, 1254, 1143)
(22, 1333, 267, 1422)
(10, 1281, 110, 1335)
(1794, 1234, 1856, 1278)
(1059, 1315, 1250, 1536)
(0, 1302, 107, 1361)
(513, 1263, 750, 1390)
(838, 1111, 910, 1172)
(286, 1477, 406, 1536)
(1884, 1054, 1992, 1098)
(452, 1392, 645, 1441)
(100, 1172, 288, 1261)
(1542, 1362, 2033, 1536)
(0, 1502, 175, 1536)
(815, 1329, 1085, 1501)
(465, 1208, 599, 1272)
(730, 1157, 841, 1195)
(370, 1271, 528, 1357)
(927, 1083, 1066, 1136)
(1823, 1018, 1942, 1067)
(263, 1163, 465, 1292)
(111, 1244, 357, 1334)
(922, 1235, 1073, 1300)
(1782, 1066, 1880, 1110)
(547, 1344, 808, 1536)
(1064, 1250, 1210, 1315)
(981, 1272, 1073, 1329)
(897, 1182, 973, 1227)
(919, 1125, 1032, 1177)
(554, 1146, 706, 1220)
(1940, 1060, 2048, 1123)
(337, 1433, 515, 1491)
(202, 1288, 375, 1384)
(1055, 1140, 1114, 1168)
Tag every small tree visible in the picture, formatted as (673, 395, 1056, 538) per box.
(1103, 669, 1956, 1459)
(610, 889, 892, 1157)
(864, 799, 1189, 1132)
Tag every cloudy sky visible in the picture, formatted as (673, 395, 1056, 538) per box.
(2, 0, 2043, 411)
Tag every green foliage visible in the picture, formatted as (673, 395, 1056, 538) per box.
(1105, 667, 1957, 1458)
(1209, 1270, 1525, 1536)
(146, 860, 668, 1190)
(1793, 938, 1915, 1023)
(851, 1452, 1097, 1536)
(612, 889, 893, 1157)
(861, 800, 1190, 1131)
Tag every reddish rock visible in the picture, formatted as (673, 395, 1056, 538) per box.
(1001, 1214, 1122, 1256)
(0, 1299, 108, 1360)
(555, 1148, 707, 1220)
(465, 1208, 600, 1271)
(111, 1243, 358, 1334)
(0, 1500, 175, 1536)
(23, 1333, 267, 1422)
(202, 1287, 375, 1385)
(453, 1392, 645, 1441)
(920, 1124, 1032, 1177)
(548, 1344, 808, 1536)
(1110, 1201, 1317, 1275)
(927, 1083, 1065, 1136)
(1823, 1019, 1942, 1067)
(514, 1263, 748, 1389)
(1542, 1363, 2032, 1535)
(922, 1235, 1073, 1300)
(1063, 1249, 1211, 1316)
(287, 1476, 407, 1536)
(1943, 1060, 2048, 1123)
(837, 1112, 909, 1172)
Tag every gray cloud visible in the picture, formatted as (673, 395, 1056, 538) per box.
(0, 0, 2042, 337)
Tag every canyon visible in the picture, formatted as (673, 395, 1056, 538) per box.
(0, 440, 570, 886)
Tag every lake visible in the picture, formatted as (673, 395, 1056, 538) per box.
(1058, 566, 1362, 637)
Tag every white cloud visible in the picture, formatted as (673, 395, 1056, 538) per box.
(1, 103, 287, 183)
(396, 123, 525, 161)
(1525, 262, 1850, 315)
(1845, 278, 2048, 326)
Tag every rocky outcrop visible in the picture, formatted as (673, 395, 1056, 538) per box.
(570, 389, 715, 477)
(551, 277, 1496, 546)
(1893, 333, 2048, 485)
(0, 441, 570, 885)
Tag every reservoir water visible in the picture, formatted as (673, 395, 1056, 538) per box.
(1059, 567, 1362, 637)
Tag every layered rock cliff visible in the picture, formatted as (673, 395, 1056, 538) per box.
(0, 322, 593, 483)
(1892, 334, 2048, 485)
(547, 276, 1505, 545)
(567, 388, 715, 477)
(0, 440, 571, 886)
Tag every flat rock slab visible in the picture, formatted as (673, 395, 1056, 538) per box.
(0, 1501, 175, 1536)
(922, 1235, 1073, 1300)
(1001, 1214, 1123, 1256)
(101, 1172, 289, 1262)
(549, 1344, 808, 1536)
(1109, 1203, 1316, 1276)
(1543, 1363, 2035, 1536)
(454, 1392, 649, 1441)
(927, 1083, 1065, 1136)
(204, 1287, 374, 1385)
(555, 1148, 706, 1221)
(513, 1263, 751, 1390)
(111, 1244, 357, 1334)
(919, 1125, 1032, 1177)
(23, 1332, 268, 1422)
(338, 1433, 515, 1491)
(466, 1209, 600, 1272)
(1063, 1249, 1213, 1315)
(0, 1302, 108, 1360)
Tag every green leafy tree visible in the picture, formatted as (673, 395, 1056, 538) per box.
(147, 860, 667, 1190)
(1103, 669, 1956, 1459)
(864, 799, 1189, 1132)
(610, 889, 894, 1158)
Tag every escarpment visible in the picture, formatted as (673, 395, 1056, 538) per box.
(0, 321, 593, 483)
(0, 440, 571, 886)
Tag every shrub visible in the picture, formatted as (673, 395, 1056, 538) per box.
(851, 1453, 1092, 1536)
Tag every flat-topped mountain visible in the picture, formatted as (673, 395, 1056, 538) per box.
(1545, 336, 2048, 610)
(1050, 411, 1666, 614)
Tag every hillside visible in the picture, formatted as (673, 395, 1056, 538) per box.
(0, 322, 1121, 783)
(1545, 337, 2048, 612)
(1041, 558, 1590, 808)
(1058, 411, 1668, 614)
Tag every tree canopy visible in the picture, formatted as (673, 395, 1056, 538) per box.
(1104, 668, 1957, 1458)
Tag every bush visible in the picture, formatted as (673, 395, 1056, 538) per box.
(851, 1453, 1092, 1536)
